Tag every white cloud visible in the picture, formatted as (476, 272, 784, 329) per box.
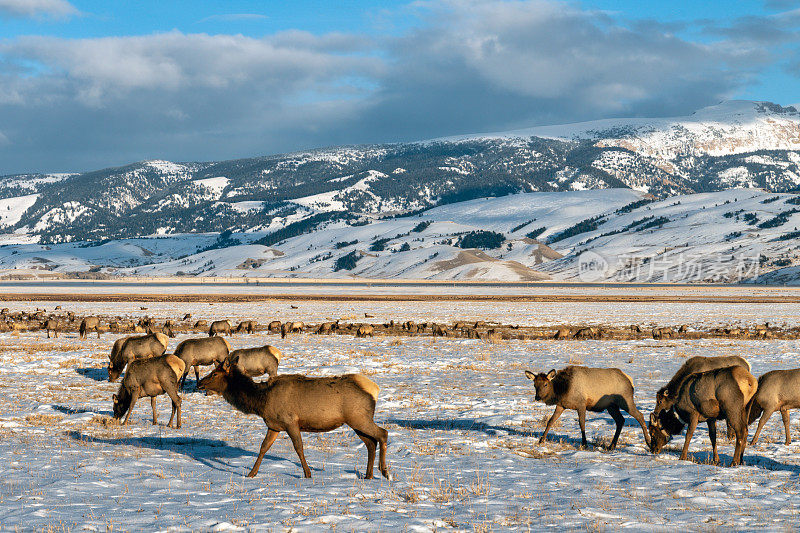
(0, 0, 794, 173)
(0, 0, 78, 19)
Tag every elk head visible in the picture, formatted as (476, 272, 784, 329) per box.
(198, 357, 237, 396)
(112, 389, 130, 419)
(648, 408, 684, 454)
(525, 369, 557, 403)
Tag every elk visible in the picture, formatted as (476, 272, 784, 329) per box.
(108, 332, 169, 382)
(553, 327, 571, 339)
(208, 320, 233, 337)
(356, 325, 374, 338)
(268, 320, 282, 332)
(432, 324, 448, 337)
(316, 322, 334, 334)
(198, 360, 389, 479)
(654, 355, 751, 416)
(174, 336, 231, 389)
(194, 320, 208, 329)
(281, 321, 304, 338)
(573, 327, 601, 340)
(651, 327, 674, 340)
(79, 317, 102, 339)
(648, 366, 757, 466)
(228, 346, 282, 378)
(235, 320, 257, 334)
(43, 318, 59, 338)
(748, 369, 800, 445)
(182, 313, 192, 321)
(525, 366, 650, 449)
(112, 354, 185, 428)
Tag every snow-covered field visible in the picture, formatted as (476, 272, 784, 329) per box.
(3, 301, 800, 530)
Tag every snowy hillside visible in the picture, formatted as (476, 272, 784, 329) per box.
(0, 101, 798, 245)
(1, 187, 800, 283)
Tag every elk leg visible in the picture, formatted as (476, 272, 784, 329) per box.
(540, 405, 564, 444)
(707, 419, 719, 464)
(680, 413, 699, 461)
(193, 365, 200, 386)
(151, 396, 158, 425)
(354, 431, 377, 479)
(123, 390, 139, 426)
(352, 421, 390, 479)
(577, 405, 587, 448)
(247, 428, 280, 478)
(751, 407, 775, 445)
(285, 425, 312, 478)
(781, 408, 792, 445)
(607, 405, 625, 451)
(165, 384, 181, 428)
(625, 402, 651, 447)
(731, 410, 748, 466)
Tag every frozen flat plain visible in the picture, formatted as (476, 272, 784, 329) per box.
(2, 301, 800, 530)
(2, 279, 800, 300)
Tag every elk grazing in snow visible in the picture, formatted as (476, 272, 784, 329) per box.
(174, 336, 230, 389)
(108, 332, 169, 382)
(112, 354, 185, 428)
(199, 359, 389, 479)
(648, 365, 757, 466)
(525, 366, 650, 450)
(748, 368, 800, 445)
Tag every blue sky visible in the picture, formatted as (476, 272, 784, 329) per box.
(0, 0, 798, 173)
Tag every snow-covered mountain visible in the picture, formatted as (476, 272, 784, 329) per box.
(2, 187, 800, 283)
(0, 100, 797, 247)
(0, 100, 798, 282)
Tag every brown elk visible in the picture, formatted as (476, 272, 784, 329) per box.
(228, 346, 282, 378)
(79, 317, 102, 339)
(182, 313, 192, 321)
(432, 324, 448, 337)
(573, 327, 601, 340)
(553, 327, 571, 339)
(194, 320, 208, 329)
(147, 324, 175, 338)
(525, 366, 650, 449)
(235, 320, 257, 334)
(281, 321, 304, 338)
(654, 355, 751, 416)
(209, 320, 233, 336)
(112, 354, 185, 428)
(174, 336, 231, 389)
(356, 325, 374, 338)
(648, 366, 757, 466)
(43, 318, 59, 338)
(748, 369, 800, 445)
(268, 320, 282, 332)
(108, 332, 169, 382)
(316, 322, 334, 334)
(651, 327, 674, 340)
(198, 360, 389, 479)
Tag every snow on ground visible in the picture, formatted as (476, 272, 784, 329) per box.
(0, 194, 38, 227)
(2, 301, 800, 529)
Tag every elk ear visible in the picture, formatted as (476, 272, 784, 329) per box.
(112, 394, 118, 404)
(546, 369, 556, 380)
(524, 370, 535, 380)
(649, 412, 658, 426)
(230, 354, 240, 366)
(221, 358, 232, 372)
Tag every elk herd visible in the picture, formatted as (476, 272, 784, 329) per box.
(5, 305, 798, 478)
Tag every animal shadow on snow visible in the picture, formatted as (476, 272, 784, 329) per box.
(660, 447, 800, 473)
(389, 416, 643, 451)
(51, 404, 108, 416)
(76, 367, 108, 382)
(65, 430, 308, 476)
